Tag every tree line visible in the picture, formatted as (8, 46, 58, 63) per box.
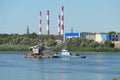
(0, 33, 56, 51)
(0, 33, 120, 52)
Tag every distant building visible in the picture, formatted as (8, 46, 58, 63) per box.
(118, 35, 120, 41)
(80, 32, 96, 38)
(64, 32, 79, 40)
(65, 32, 120, 42)
(94, 33, 119, 42)
(101, 34, 110, 42)
(86, 35, 95, 40)
(95, 34, 102, 43)
(110, 34, 119, 41)
(80, 32, 89, 38)
(95, 34, 111, 43)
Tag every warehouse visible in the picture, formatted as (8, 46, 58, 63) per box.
(64, 32, 79, 40)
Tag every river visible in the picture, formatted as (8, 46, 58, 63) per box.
(0, 52, 120, 80)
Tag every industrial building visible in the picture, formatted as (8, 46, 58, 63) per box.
(101, 34, 110, 42)
(80, 32, 95, 38)
(64, 32, 120, 42)
(96, 34, 111, 42)
(86, 35, 95, 40)
(64, 32, 79, 40)
(110, 34, 119, 41)
(118, 35, 120, 41)
(95, 34, 102, 43)
(95, 33, 119, 42)
(80, 33, 119, 43)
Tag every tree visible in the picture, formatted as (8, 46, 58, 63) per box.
(0, 38, 3, 45)
(80, 42, 87, 48)
(109, 31, 116, 34)
(31, 32, 37, 39)
(46, 39, 57, 47)
(89, 41, 99, 48)
(104, 40, 114, 48)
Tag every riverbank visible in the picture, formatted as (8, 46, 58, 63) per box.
(0, 45, 120, 53)
(1, 51, 120, 54)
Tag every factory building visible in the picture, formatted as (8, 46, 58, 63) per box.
(86, 35, 95, 40)
(95, 34, 112, 43)
(86, 33, 111, 42)
(95, 33, 119, 42)
(80, 32, 90, 38)
(101, 34, 110, 42)
(110, 34, 119, 41)
(95, 34, 102, 43)
(118, 35, 120, 41)
(64, 32, 79, 40)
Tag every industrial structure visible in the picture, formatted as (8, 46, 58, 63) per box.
(95, 33, 119, 42)
(61, 6, 64, 36)
(27, 26, 29, 34)
(46, 10, 50, 35)
(58, 15, 61, 36)
(65, 33, 79, 40)
(39, 11, 42, 35)
(38, 6, 65, 40)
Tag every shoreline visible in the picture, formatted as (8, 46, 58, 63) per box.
(0, 51, 120, 54)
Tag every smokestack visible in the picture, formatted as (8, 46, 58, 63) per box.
(61, 6, 64, 36)
(46, 10, 50, 35)
(39, 11, 42, 35)
(58, 15, 61, 36)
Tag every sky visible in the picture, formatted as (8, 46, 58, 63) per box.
(0, 0, 120, 34)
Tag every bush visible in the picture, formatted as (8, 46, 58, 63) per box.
(0, 44, 29, 51)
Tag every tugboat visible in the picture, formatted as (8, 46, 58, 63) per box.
(53, 49, 71, 58)
(53, 49, 86, 58)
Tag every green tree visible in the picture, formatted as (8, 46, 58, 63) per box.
(89, 41, 99, 48)
(31, 32, 38, 39)
(104, 40, 114, 48)
(0, 38, 3, 45)
(109, 31, 116, 34)
(46, 39, 57, 47)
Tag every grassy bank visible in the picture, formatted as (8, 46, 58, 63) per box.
(1, 44, 120, 53)
(0, 44, 29, 51)
(69, 47, 120, 53)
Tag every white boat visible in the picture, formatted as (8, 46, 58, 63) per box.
(53, 49, 86, 58)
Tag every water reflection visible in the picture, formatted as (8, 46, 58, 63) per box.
(61, 58, 70, 61)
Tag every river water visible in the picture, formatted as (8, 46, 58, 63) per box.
(0, 52, 120, 80)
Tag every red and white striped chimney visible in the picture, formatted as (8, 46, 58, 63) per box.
(46, 10, 50, 35)
(58, 15, 61, 36)
(39, 11, 42, 35)
(61, 6, 64, 35)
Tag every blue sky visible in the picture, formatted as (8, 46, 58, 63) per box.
(0, 0, 120, 34)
